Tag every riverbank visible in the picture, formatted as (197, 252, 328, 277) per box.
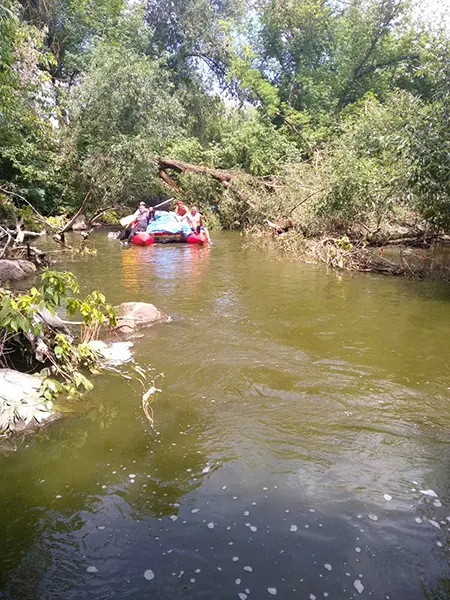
(244, 225, 450, 282)
(0, 261, 167, 440)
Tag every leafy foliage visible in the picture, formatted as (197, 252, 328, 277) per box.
(0, 271, 116, 398)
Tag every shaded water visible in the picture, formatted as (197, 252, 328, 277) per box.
(1, 231, 449, 599)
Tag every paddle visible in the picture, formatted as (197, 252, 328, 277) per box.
(119, 198, 174, 227)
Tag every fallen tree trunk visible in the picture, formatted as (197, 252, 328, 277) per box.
(157, 157, 258, 211)
(158, 157, 233, 185)
(53, 191, 91, 247)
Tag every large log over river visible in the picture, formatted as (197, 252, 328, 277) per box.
(0, 231, 449, 599)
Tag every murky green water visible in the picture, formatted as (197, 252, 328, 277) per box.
(1, 231, 450, 599)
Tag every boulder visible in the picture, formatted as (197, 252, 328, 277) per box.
(72, 214, 88, 231)
(0, 259, 36, 282)
(114, 302, 169, 334)
(0, 369, 54, 435)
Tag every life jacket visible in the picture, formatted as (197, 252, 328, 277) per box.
(135, 210, 150, 231)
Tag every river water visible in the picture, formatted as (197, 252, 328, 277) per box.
(1, 232, 449, 599)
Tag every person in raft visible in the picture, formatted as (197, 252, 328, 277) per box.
(188, 205, 213, 244)
(174, 200, 191, 222)
(124, 202, 155, 242)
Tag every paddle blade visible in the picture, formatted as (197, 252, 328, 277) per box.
(120, 214, 135, 227)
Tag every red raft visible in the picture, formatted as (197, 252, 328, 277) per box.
(132, 231, 207, 246)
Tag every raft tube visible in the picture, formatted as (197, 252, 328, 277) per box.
(132, 231, 207, 245)
(187, 232, 208, 244)
(131, 232, 155, 246)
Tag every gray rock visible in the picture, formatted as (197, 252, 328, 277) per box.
(72, 215, 88, 231)
(0, 259, 36, 282)
(0, 369, 54, 435)
(114, 302, 168, 334)
(35, 307, 67, 331)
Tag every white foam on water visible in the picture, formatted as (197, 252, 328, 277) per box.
(170, 515, 178, 521)
(243, 566, 253, 572)
(324, 564, 332, 571)
(434, 500, 442, 507)
(305, 524, 309, 528)
(420, 489, 438, 498)
(263, 487, 268, 491)
(267, 588, 277, 595)
(428, 519, 441, 529)
(202, 466, 211, 473)
(309, 509, 315, 513)
(97, 526, 105, 530)
(244, 511, 250, 516)
(191, 508, 199, 513)
(86, 566, 98, 573)
(222, 486, 227, 490)
(415, 517, 423, 524)
(290, 525, 298, 532)
(384, 494, 392, 502)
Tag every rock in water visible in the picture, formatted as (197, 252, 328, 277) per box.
(0, 260, 36, 282)
(0, 369, 55, 435)
(72, 214, 88, 231)
(113, 302, 169, 334)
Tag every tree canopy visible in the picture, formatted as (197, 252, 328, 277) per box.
(1, 0, 449, 235)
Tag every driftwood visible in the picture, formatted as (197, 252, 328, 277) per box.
(311, 237, 450, 281)
(0, 226, 14, 259)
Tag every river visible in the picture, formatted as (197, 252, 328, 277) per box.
(0, 231, 449, 599)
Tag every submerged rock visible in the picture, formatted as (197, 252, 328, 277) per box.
(88, 340, 133, 364)
(0, 259, 36, 282)
(113, 302, 169, 334)
(0, 369, 55, 436)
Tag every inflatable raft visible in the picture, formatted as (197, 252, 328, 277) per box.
(131, 211, 207, 246)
